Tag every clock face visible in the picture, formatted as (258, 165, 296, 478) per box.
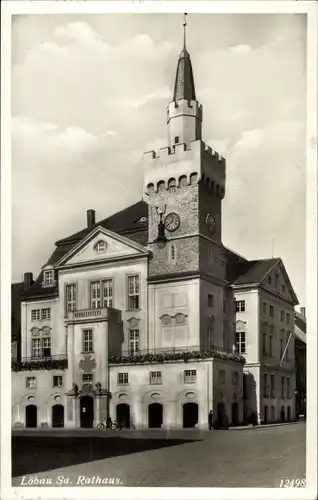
(205, 213, 216, 234)
(164, 212, 180, 232)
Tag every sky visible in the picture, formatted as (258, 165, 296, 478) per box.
(11, 13, 306, 307)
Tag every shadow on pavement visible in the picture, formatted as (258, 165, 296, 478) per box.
(12, 435, 199, 477)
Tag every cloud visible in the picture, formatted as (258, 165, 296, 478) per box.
(229, 44, 251, 54)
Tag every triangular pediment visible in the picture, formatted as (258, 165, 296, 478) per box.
(55, 226, 149, 268)
(261, 259, 298, 305)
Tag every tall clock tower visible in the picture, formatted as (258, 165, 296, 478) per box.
(143, 23, 231, 353)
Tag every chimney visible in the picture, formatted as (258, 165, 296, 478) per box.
(300, 307, 306, 318)
(24, 272, 33, 291)
(87, 209, 96, 230)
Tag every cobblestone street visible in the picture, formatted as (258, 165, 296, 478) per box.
(12, 422, 305, 488)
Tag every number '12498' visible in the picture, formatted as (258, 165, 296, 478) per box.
(280, 478, 306, 488)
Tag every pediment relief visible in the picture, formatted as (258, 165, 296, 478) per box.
(127, 317, 140, 328)
(30, 326, 52, 336)
(55, 227, 148, 268)
(236, 320, 246, 331)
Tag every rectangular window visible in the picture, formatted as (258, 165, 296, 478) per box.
(42, 337, 51, 358)
(102, 279, 113, 308)
(150, 371, 162, 385)
(269, 334, 273, 356)
(286, 313, 290, 324)
(118, 372, 129, 385)
(127, 275, 140, 310)
(83, 329, 93, 353)
(287, 378, 291, 399)
(90, 281, 101, 309)
(263, 302, 267, 314)
(43, 270, 54, 287)
(66, 284, 77, 313)
(26, 376, 36, 389)
(184, 370, 196, 383)
(262, 333, 267, 356)
(235, 331, 246, 354)
(31, 309, 41, 321)
(218, 370, 226, 384)
(82, 374, 93, 382)
(270, 375, 275, 398)
(232, 371, 239, 385)
(32, 338, 41, 358)
(235, 300, 245, 312)
(129, 329, 140, 355)
(53, 375, 63, 387)
(281, 377, 285, 398)
(175, 136, 179, 144)
(263, 374, 268, 397)
(207, 294, 214, 308)
(41, 308, 51, 320)
(280, 310, 285, 322)
(269, 305, 274, 318)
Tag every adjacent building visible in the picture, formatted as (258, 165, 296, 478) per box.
(295, 307, 306, 418)
(11, 31, 299, 430)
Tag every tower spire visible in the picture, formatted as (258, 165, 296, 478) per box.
(183, 12, 187, 50)
(172, 13, 196, 102)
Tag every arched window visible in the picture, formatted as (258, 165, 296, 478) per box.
(169, 243, 177, 262)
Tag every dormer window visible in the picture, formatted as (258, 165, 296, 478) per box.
(94, 240, 107, 253)
(139, 216, 147, 223)
(43, 270, 54, 287)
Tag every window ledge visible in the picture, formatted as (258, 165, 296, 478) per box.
(126, 309, 141, 313)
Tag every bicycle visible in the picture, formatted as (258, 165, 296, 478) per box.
(96, 419, 121, 431)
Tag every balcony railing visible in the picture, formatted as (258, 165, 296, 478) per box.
(66, 307, 121, 323)
(12, 354, 68, 372)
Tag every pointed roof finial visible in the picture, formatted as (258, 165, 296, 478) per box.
(172, 13, 196, 102)
(183, 13, 188, 50)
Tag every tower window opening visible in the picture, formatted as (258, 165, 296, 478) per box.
(174, 136, 180, 144)
(169, 243, 177, 262)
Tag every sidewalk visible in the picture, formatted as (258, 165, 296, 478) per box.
(228, 421, 305, 431)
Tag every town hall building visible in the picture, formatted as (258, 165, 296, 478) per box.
(11, 27, 298, 430)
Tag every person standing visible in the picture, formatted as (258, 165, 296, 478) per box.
(208, 410, 213, 430)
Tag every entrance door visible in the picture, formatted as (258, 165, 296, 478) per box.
(280, 406, 285, 422)
(263, 405, 268, 424)
(52, 404, 64, 428)
(183, 403, 198, 428)
(231, 403, 239, 426)
(217, 402, 226, 427)
(80, 396, 94, 428)
(25, 405, 37, 428)
(287, 406, 291, 421)
(148, 403, 163, 428)
(116, 403, 130, 428)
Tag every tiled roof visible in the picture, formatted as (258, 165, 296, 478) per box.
(11, 282, 24, 340)
(173, 47, 196, 102)
(55, 200, 148, 246)
(229, 258, 279, 286)
(21, 271, 58, 301)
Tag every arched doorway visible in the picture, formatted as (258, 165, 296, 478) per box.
(217, 402, 227, 428)
(25, 405, 37, 428)
(52, 404, 64, 428)
(148, 403, 163, 428)
(270, 406, 275, 422)
(231, 403, 239, 426)
(80, 396, 94, 428)
(183, 402, 198, 428)
(116, 403, 130, 428)
(287, 406, 291, 421)
(263, 405, 268, 424)
(280, 406, 285, 422)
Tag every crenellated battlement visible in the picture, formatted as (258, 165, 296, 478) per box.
(167, 99, 203, 123)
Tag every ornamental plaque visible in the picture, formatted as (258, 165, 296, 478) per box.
(79, 356, 96, 372)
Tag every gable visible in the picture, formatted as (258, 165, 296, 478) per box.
(55, 227, 148, 268)
(261, 260, 298, 305)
